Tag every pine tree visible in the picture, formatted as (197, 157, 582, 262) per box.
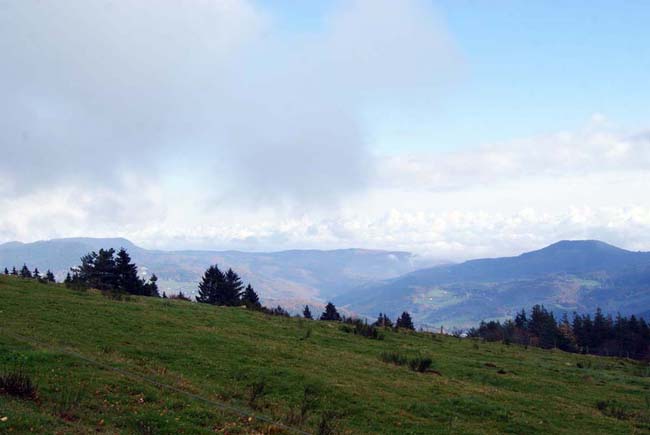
(396, 312, 415, 330)
(303, 305, 313, 319)
(223, 268, 244, 306)
(45, 270, 56, 283)
(241, 284, 262, 310)
(162, 291, 168, 299)
(73, 249, 117, 290)
(144, 273, 160, 297)
(33, 268, 41, 280)
(514, 308, 528, 329)
(374, 313, 393, 328)
(20, 264, 32, 279)
(268, 305, 290, 317)
(3, 267, 8, 275)
(11, 267, 17, 275)
(196, 265, 226, 305)
(64, 272, 72, 286)
(96, 248, 118, 290)
(557, 312, 576, 351)
(320, 302, 341, 321)
(115, 248, 143, 294)
(593, 307, 610, 348)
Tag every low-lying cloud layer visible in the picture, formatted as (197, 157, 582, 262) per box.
(2, 116, 649, 260)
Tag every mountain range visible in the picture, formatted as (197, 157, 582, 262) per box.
(335, 240, 650, 328)
(2, 237, 650, 328)
(0, 237, 425, 311)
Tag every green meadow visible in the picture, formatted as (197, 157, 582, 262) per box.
(1, 275, 650, 434)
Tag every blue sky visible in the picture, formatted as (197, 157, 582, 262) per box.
(261, 0, 650, 153)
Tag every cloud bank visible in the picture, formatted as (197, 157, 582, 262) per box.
(0, 0, 457, 202)
(1, 1, 649, 260)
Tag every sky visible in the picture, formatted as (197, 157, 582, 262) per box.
(1, 0, 649, 261)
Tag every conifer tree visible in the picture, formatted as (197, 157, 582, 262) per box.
(115, 248, 143, 294)
(514, 309, 528, 329)
(45, 270, 56, 283)
(20, 264, 32, 279)
(396, 311, 415, 330)
(241, 284, 262, 310)
(3, 267, 8, 275)
(320, 302, 341, 321)
(268, 305, 290, 317)
(11, 266, 17, 276)
(375, 313, 393, 328)
(196, 265, 226, 305)
(223, 268, 244, 306)
(144, 273, 160, 297)
(74, 249, 117, 290)
(162, 291, 168, 299)
(64, 272, 72, 285)
(303, 305, 313, 319)
(33, 268, 41, 280)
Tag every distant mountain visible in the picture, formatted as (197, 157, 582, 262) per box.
(335, 240, 650, 329)
(0, 237, 428, 311)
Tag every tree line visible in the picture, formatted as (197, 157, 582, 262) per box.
(64, 248, 160, 297)
(5, 248, 418, 331)
(3, 265, 56, 283)
(468, 305, 650, 360)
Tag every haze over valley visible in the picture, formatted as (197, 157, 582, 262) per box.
(4, 237, 650, 329)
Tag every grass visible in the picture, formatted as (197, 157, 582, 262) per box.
(2, 276, 650, 433)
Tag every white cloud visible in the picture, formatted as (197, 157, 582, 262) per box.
(2, 117, 650, 260)
(1, 2, 649, 261)
(0, 0, 458, 204)
(376, 119, 650, 192)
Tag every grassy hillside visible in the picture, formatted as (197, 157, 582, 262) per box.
(1, 276, 650, 434)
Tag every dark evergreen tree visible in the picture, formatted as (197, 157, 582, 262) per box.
(115, 248, 143, 294)
(374, 313, 393, 328)
(396, 312, 415, 330)
(144, 274, 160, 297)
(470, 306, 650, 360)
(95, 248, 118, 290)
(11, 266, 18, 276)
(20, 264, 32, 279)
(3, 267, 8, 275)
(241, 284, 261, 310)
(223, 268, 244, 306)
(303, 305, 313, 319)
(320, 302, 341, 321)
(45, 270, 56, 283)
(267, 305, 290, 317)
(32, 268, 41, 280)
(593, 308, 610, 347)
(67, 248, 158, 297)
(196, 265, 226, 305)
(514, 309, 528, 329)
(162, 291, 168, 299)
(73, 248, 117, 290)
